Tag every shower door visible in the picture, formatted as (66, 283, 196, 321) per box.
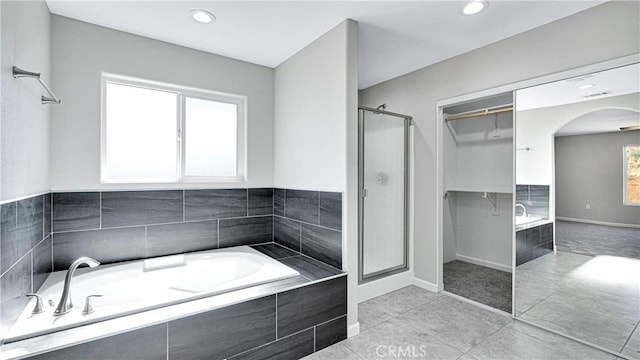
(359, 108, 410, 282)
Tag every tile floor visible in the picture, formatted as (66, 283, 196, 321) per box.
(516, 251, 640, 358)
(303, 285, 620, 360)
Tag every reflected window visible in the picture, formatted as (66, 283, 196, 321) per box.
(624, 145, 640, 205)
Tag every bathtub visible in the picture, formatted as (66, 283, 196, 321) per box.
(4, 246, 300, 343)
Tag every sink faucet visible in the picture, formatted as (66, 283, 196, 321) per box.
(515, 203, 527, 218)
(54, 257, 100, 316)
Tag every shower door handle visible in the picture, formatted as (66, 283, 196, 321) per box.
(362, 188, 368, 198)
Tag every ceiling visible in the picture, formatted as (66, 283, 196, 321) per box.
(46, 1, 604, 89)
(516, 63, 640, 136)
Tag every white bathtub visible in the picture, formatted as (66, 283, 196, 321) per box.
(5, 246, 299, 343)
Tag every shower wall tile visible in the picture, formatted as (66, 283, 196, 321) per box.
(277, 276, 347, 338)
(319, 192, 342, 231)
(44, 193, 52, 236)
(147, 220, 218, 257)
(52, 192, 100, 232)
(17, 196, 44, 249)
(301, 224, 342, 269)
(28, 324, 167, 360)
(0, 254, 31, 337)
(274, 216, 301, 251)
(168, 295, 276, 359)
(33, 235, 53, 291)
(53, 227, 146, 270)
(248, 188, 273, 216)
(101, 190, 183, 228)
(185, 189, 247, 221)
(219, 216, 273, 247)
(315, 315, 348, 351)
(228, 328, 314, 360)
(285, 190, 319, 224)
(274, 189, 285, 217)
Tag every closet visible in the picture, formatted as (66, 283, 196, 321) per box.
(441, 92, 514, 313)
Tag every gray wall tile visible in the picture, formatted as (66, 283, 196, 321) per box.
(44, 193, 52, 236)
(184, 189, 247, 221)
(33, 235, 53, 292)
(274, 189, 285, 217)
(102, 190, 183, 228)
(301, 224, 342, 269)
(17, 196, 44, 249)
(274, 216, 301, 251)
(53, 227, 145, 271)
(1, 202, 23, 274)
(315, 315, 347, 351)
(228, 328, 314, 360)
(319, 192, 342, 231)
(0, 254, 31, 337)
(277, 276, 347, 338)
(285, 190, 319, 224)
(219, 216, 273, 248)
(147, 220, 218, 257)
(168, 295, 276, 359)
(53, 192, 100, 232)
(28, 324, 167, 360)
(248, 188, 273, 216)
(279, 256, 342, 281)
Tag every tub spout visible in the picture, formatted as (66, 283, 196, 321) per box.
(54, 257, 100, 316)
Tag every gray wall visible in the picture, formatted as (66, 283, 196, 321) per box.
(1, 0, 51, 201)
(50, 15, 274, 191)
(360, 1, 640, 284)
(555, 131, 640, 226)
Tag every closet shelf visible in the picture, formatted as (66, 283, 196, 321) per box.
(445, 186, 512, 194)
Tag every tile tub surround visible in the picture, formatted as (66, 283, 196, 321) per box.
(516, 222, 554, 266)
(50, 189, 275, 270)
(516, 184, 550, 219)
(0, 194, 53, 339)
(6, 246, 346, 360)
(274, 189, 343, 269)
(51, 188, 343, 270)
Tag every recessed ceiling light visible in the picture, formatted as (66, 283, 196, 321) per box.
(190, 9, 215, 24)
(577, 84, 596, 90)
(462, 1, 488, 15)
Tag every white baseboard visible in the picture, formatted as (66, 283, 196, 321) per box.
(412, 277, 439, 293)
(556, 217, 640, 229)
(358, 270, 413, 302)
(347, 322, 360, 338)
(455, 254, 512, 273)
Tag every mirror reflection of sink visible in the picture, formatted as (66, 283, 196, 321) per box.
(515, 215, 542, 225)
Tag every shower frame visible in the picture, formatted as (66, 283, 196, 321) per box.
(358, 106, 413, 283)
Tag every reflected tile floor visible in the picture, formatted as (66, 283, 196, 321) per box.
(303, 285, 616, 360)
(516, 251, 640, 358)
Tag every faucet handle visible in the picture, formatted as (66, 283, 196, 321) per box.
(25, 294, 45, 314)
(82, 294, 103, 315)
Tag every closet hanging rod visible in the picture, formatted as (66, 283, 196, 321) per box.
(445, 106, 513, 122)
(12, 66, 61, 105)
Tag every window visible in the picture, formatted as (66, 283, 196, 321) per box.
(101, 74, 246, 183)
(624, 145, 640, 205)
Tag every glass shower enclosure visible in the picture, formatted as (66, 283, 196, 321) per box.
(358, 107, 411, 282)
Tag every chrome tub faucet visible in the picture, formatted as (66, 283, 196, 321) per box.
(54, 257, 100, 316)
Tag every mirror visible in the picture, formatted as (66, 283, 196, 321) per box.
(514, 62, 640, 359)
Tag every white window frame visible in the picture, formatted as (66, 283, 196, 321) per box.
(623, 144, 640, 206)
(101, 73, 247, 184)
